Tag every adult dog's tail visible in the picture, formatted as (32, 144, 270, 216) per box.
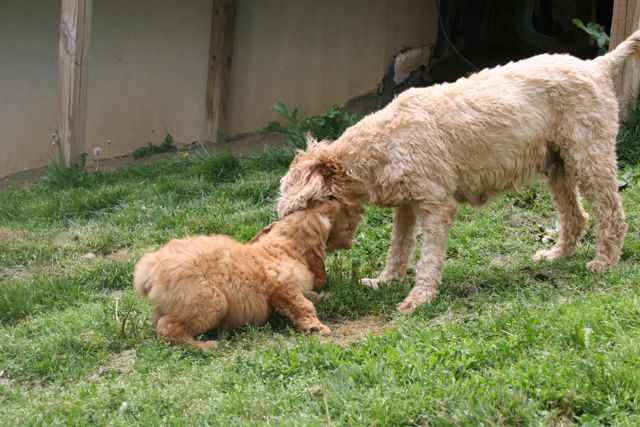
(595, 29, 640, 74)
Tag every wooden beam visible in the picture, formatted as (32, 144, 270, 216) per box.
(204, 0, 237, 145)
(58, 0, 92, 167)
(610, 0, 640, 121)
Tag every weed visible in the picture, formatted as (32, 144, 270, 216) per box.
(247, 103, 360, 170)
(262, 102, 360, 147)
(132, 134, 176, 159)
(572, 18, 610, 55)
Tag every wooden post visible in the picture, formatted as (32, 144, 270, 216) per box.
(610, 0, 640, 122)
(58, 0, 92, 166)
(204, 0, 237, 145)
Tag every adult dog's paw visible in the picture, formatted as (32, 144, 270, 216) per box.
(532, 248, 563, 262)
(397, 286, 437, 314)
(360, 278, 382, 289)
(586, 258, 614, 273)
(397, 299, 418, 314)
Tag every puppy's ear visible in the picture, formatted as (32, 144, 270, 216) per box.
(304, 247, 327, 288)
(249, 223, 275, 244)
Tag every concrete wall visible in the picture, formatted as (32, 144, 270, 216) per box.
(0, 0, 437, 177)
(228, 0, 438, 135)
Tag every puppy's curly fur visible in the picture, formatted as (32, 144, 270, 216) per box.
(133, 199, 347, 350)
(279, 31, 640, 314)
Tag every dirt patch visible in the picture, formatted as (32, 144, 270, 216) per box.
(78, 250, 133, 263)
(89, 349, 137, 381)
(0, 228, 23, 243)
(325, 315, 390, 346)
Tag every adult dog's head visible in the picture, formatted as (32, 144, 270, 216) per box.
(277, 136, 366, 253)
(277, 138, 344, 218)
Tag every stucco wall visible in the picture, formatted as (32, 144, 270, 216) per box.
(86, 0, 211, 161)
(0, 0, 437, 177)
(0, 0, 59, 177)
(0, 0, 212, 177)
(227, 0, 438, 135)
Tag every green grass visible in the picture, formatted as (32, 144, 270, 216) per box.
(1, 146, 639, 425)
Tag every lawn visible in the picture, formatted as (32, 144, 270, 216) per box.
(1, 142, 639, 425)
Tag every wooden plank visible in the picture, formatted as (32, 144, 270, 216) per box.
(610, 0, 640, 121)
(58, 0, 92, 167)
(204, 0, 237, 145)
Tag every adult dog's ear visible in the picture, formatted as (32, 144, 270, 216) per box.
(303, 247, 327, 288)
(249, 223, 275, 244)
(277, 144, 344, 218)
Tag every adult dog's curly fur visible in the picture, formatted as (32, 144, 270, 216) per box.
(279, 31, 640, 314)
(133, 199, 352, 350)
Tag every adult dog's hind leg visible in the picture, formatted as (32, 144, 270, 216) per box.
(575, 149, 627, 272)
(533, 161, 588, 262)
(398, 199, 458, 314)
(361, 204, 419, 289)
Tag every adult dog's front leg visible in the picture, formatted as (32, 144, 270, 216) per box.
(397, 200, 458, 314)
(361, 204, 418, 289)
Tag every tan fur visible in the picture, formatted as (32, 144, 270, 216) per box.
(278, 31, 640, 313)
(133, 200, 341, 350)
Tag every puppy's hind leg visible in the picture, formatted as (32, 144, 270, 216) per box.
(156, 286, 228, 351)
(533, 159, 588, 262)
(271, 287, 331, 336)
(362, 204, 419, 289)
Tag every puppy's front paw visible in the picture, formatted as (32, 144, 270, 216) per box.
(309, 323, 332, 336)
(360, 278, 381, 289)
(196, 340, 220, 351)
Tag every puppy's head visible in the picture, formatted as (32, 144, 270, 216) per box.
(277, 137, 346, 218)
(299, 198, 342, 288)
(326, 203, 365, 252)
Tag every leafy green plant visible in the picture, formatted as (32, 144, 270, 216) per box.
(261, 102, 360, 149)
(132, 133, 176, 159)
(249, 103, 359, 171)
(572, 18, 610, 55)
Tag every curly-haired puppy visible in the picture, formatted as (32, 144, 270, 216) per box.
(133, 199, 349, 350)
(278, 31, 640, 314)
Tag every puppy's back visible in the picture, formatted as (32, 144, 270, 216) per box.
(133, 235, 248, 300)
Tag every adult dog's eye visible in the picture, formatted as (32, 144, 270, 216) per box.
(327, 194, 337, 200)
